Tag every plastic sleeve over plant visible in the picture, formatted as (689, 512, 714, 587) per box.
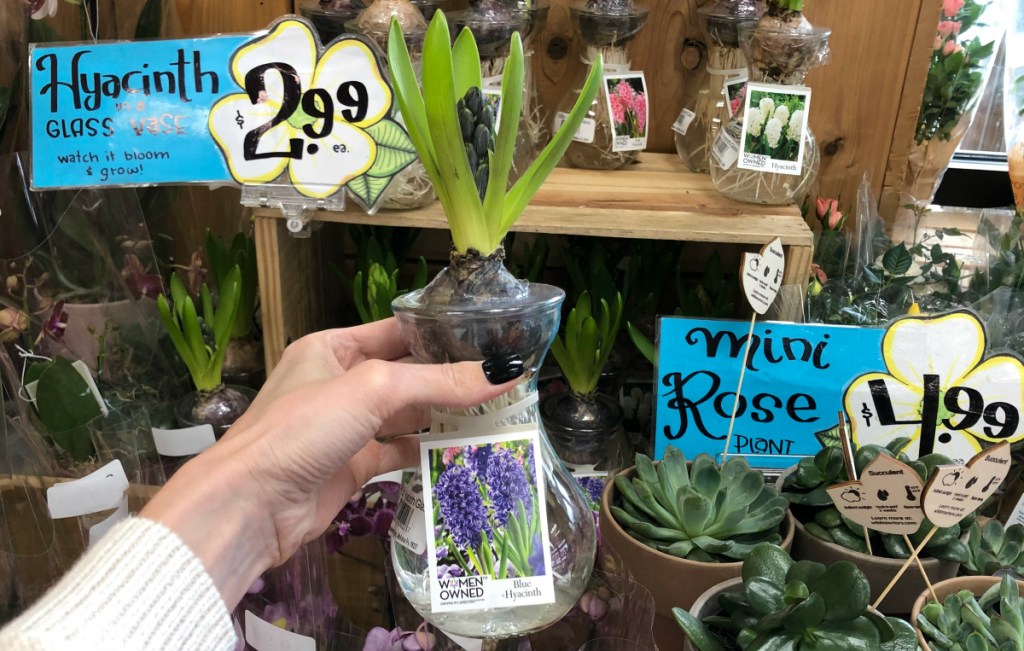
(1004, 0, 1024, 211)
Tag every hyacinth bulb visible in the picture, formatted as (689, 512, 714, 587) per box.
(389, 281, 596, 639)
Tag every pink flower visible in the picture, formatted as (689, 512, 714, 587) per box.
(42, 300, 68, 342)
(943, 40, 963, 56)
(730, 97, 742, 115)
(934, 35, 944, 50)
(815, 197, 843, 230)
(937, 20, 961, 38)
(943, 0, 964, 18)
(810, 263, 828, 284)
(608, 92, 626, 124)
(121, 254, 164, 301)
(633, 92, 647, 132)
(615, 80, 635, 105)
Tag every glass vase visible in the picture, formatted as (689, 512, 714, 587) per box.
(449, 2, 549, 179)
(556, 1, 650, 171)
(541, 390, 622, 468)
(347, 1, 436, 211)
(389, 255, 596, 639)
(673, 0, 760, 173)
(300, 0, 365, 44)
(709, 18, 830, 205)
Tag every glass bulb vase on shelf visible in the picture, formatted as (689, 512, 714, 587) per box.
(346, 0, 435, 210)
(673, 0, 760, 173)
(300, 0, 365, 44)
(449, 1, 550, 178)
(709, 3, 830, 205)
(389, 261, 596, 639)
(556, 0, 650, 170)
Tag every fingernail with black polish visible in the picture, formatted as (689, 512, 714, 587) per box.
(483, 352, 524, 384)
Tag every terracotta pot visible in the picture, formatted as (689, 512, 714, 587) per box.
(910, 575, 1024, 650)
(790, 518, 959, 615)
(681, 578, 743, 651)
(600, 466, 795, 651)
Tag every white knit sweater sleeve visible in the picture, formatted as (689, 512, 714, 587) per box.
(0, 517, 237, 651)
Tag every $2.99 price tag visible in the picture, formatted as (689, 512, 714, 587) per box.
(209, 19, 415, 204)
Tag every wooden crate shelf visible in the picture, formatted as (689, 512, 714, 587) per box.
(254, 153, 813, 370)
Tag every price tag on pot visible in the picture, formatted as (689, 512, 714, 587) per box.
(419, 424, 555, 613)
(923, 442, 1011, 528)
(826, 454, 925, 535)
(390, 474, 428, 555)
(740, 237, 785, 315)
(712, 126, 740, 169)
(672, 109, 695, 136)
(554, 111, 596, 144)
(29, 17, 415, 212)
(737, 82, 811, 177)
(604, 72, 648, 153)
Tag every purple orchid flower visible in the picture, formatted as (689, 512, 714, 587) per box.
(121, 254, 163, 300)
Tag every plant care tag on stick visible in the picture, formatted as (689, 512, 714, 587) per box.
(740, 237, 785, 315)
(923, 442, 1011, 528)
(826, 454, 925, 534)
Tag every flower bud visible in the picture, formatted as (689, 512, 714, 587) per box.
(0, 307, 29, 343)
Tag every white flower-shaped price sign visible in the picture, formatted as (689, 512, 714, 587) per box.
(208, 18, 416, 207)
(844, 310, 1024, 463)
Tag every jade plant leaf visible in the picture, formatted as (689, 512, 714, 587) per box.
(807, 561, 870, 622)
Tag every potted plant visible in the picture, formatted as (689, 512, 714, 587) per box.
(386, 10, 605, 638)
(205, 230, 262, 388)
(961, 520, 1024, 578)
(157, 267, 254, 436)
(542, 291, 622, 467)
(674, 543, 918, 651)
(780, 440, 967, 613)
(300, 0, 366, 44)
(599, 445, 794, 649)
(912, 575, 1024, 650)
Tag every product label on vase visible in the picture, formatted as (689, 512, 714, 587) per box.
(29, 17, 415, 211)
(553, 111, 596, 144)
(245, 610, 315, 651)
(420, 426, 555, 612)
(671, 109, 695, 136)
(712, 125, 740, 169)
(654, 310, 1024, 468)
(604, 73, 648, 152)
(724, 74, 748, 118)
(390, 474, 428, 555)
(737, 82, 810, 176)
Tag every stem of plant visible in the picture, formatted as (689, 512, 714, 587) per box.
(903, 532, 939, 603)
(872, 527, 937, 609)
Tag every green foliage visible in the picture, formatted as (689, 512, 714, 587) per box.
(781, 438, 972, 562)
(549, 291, 622, 396)
(27, 357, 103, 461)
(962, 520, 1024, 577)
(205, 230, 257, 339)
(917, 576, 1024, 650)
(157, 268, 240, 392)
(505, 233, 550, 283)
(677, 251, 737, 318)
(611, 446, 788, 562)
(336, 226, 427, 324)
(388, 11, 604, 255)
(916, 0, 997, 144)
(673, 543, 917, 651)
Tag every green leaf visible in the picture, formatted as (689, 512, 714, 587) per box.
(347, 174, 392, 208)
(365, 119, 418, 178)
(482, 32, 524, 250)
(882, 243, 913, 276)
(627, 321, 657, 365)
(501, 55, 605, 236)
(35, 358, 101, 461)
(807, 561, 870, 622)
(673, 607, 726, 651)
(815, 423, 842, 448)
(451, 27, 483, 102)
(783, 592, 826, 634)
(743, 542, 794, 586)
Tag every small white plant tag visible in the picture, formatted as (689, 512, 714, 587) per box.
(244, 610, 315, 651)
(152, 424, 217, 457)
(47, 459, 128, 519)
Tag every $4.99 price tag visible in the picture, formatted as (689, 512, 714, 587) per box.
(844, 311, 1024, 463)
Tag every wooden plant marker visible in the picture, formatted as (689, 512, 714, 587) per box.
(872, 442, 1012, 608)
(826, 453, 934, 607)
(722, 237, 784, 461)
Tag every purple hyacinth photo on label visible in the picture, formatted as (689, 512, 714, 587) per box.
(421, 429, 555, 613)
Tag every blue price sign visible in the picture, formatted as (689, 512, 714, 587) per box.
(29, 17, 415, 209)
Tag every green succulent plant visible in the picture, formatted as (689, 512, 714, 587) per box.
(388, 11, 604, 257)
(917, 576, 1024, 651)
(157, 267, 240, 392)
(549, 291, 622, 397)
(782, 438, 971, 563)
(611, 446, 788, 562)
(353, 260, 428, 323)
(963, 520, 1024, 578)
(673, 543, 918, 651)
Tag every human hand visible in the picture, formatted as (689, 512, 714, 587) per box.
(141, 319, 524, 607)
